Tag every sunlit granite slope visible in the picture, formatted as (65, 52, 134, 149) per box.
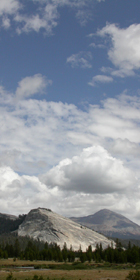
(18, 207, 114, 251)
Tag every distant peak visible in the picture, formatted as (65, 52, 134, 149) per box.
(97, 209, 121, 215)
(98, 209, 112, 212)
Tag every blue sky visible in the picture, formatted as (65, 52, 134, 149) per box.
(1, 0, 140, 105)
(1, 0, 140, 224)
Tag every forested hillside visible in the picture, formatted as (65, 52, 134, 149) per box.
(0, 234, 140, 264)
(0, 215, 26, 234)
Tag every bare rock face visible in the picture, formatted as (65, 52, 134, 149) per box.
(18, 208, 114, 251)
(71, 209, 140, 240)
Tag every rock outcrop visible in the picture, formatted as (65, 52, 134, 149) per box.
(18, 207, 114, 251)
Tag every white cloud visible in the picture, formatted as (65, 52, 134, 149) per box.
(0, 162, 138, 223)
(89, 42, 105, 48)
(0, 166, 20, 192)
(0, 150, 21, 171)
(0, 0, 20, 15)
(98, 23, 140, 76)
(88, 75, 113, 86)
(15, 4, 58, 34)
(109, 139, 140, 158)
(87, 33, 95, 38)
(100, 66, 135, 78)
(16, 74, 52, 99)
(0, 0, 102, 34)
(0, 0, 21, 29)
(0, 165, 62, 215)
(1, 85, 140, 176)
(0, 164, 137, 222)
(67, 52, 92, 68)
(2, 16, 11, 29)
(1, 82, 140, 220)
(40, 145, 135, 194)
(0, 0, 105, 34)
(50, 0, 92, 22)
(0, 0, 93, 35)
(75, 8, 91, 26)
(1, 1, 140, 222)
(111, 69, 135, 78)
(51, 0, 89, 9)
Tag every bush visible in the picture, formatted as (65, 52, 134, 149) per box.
(126, 271, 140, 280)
(32, 276, 44, 280)
(25, 276, 44, 280)
(6, 273, 17, 280)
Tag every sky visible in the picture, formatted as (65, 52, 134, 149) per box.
(1, 0, 140, 224)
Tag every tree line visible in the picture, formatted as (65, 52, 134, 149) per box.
(1, 236, 140, 264)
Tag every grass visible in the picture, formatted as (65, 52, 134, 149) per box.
(0, 259, 137, 270)
(0, 259, 139, 280)
(0, 259, 61, 267)
(0, 269, 135, 280)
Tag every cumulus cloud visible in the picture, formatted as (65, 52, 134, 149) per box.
(98, 23, 140, 76)
(15, 74, 52, 99)
(67, 52, 92, 69)
(1, 81, 140, 220)
(0, 165, 62, 215)
(0, 159, 138, 223)
(40, 145, 135, 194)
(0, 166, 20, 192)
(88, 75, 113, 86)
(1, 84, 140, 176)
(0, 164, 136, 221)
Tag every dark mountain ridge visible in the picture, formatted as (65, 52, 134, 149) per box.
(1, 208, 140, 248)
(70, 209, 140, 240)
(0, 213, 26, 235)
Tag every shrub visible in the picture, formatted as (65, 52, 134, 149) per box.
(126, 271, 140, 280)
(6, 273, 17, 280)
(32, 276, 44, 280)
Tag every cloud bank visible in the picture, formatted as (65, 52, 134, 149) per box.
(0, 75, 140, 222)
